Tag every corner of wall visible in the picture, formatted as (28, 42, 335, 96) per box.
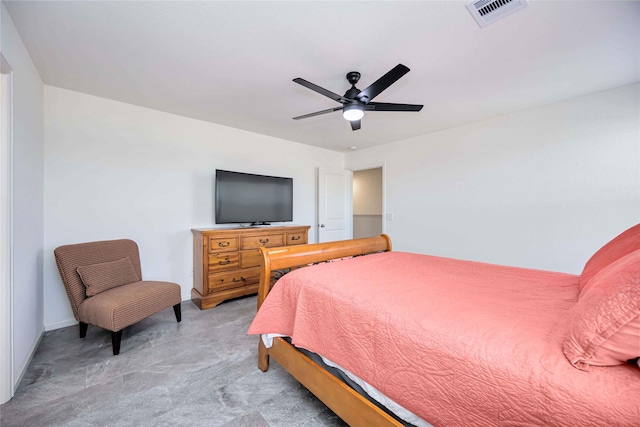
(12, 325, 43, 392)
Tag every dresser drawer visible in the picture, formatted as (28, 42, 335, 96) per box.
(207, 268, 261, 293)
(208, 253, 239, 272)
(241, 234, 284, 249)
(286, 232, 307, 246)
(208, 237, 238, 253)
(239, 249, 261, 268)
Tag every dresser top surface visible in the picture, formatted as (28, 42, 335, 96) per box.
(192, 225, 310, 235)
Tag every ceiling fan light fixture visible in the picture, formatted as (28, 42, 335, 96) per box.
(342, 104, 364, 121)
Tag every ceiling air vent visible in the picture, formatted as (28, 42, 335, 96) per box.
(466, 0, 529, 28)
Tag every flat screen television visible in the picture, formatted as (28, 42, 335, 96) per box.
(215, 169, 293, 225)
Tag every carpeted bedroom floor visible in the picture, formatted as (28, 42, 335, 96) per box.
(0, 296, 347, 427)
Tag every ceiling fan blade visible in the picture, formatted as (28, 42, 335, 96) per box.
(350, 120, 361, 131)
(293, 78, 350, 103)
(356, 64, 410, 103)
(293, 106, 343, 120)
(366, 102, 423, 112)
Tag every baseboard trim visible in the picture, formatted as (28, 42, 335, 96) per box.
(44, 318, 77, 332)
(13, 327, 43, 392)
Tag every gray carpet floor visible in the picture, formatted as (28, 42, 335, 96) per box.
(0, 296, 347, 427)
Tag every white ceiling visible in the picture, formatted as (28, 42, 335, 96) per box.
(4, 1, 639, 152)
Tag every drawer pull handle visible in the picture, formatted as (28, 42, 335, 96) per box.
(218, 259, 231, 265)
(218, 241, 230, 247)
(291, 236, 301, 241)
(259, 238, 269, 244)
(232, 277, 245, 283)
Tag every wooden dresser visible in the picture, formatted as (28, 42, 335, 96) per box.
(191, 225, 310, 310)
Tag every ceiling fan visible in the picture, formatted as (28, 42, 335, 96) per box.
(292, 64, 423, 131)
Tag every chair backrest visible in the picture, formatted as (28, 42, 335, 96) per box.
(54, 239, 143, 320)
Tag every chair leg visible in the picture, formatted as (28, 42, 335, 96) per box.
(111, 330, 123, 355)
(79, 322, 88, 339)
(173, 303, 181, 322)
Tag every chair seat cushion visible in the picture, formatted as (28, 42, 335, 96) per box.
(78, 280, 181, 332)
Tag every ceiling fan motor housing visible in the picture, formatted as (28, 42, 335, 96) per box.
(343, 79, 365, 122)
(345, 86, 362, 100)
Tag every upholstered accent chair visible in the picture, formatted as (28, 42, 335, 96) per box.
(54, 239, 181, 355)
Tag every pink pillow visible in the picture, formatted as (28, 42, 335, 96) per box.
(564, 250, 640, 371)
(579, 223, 640, 294)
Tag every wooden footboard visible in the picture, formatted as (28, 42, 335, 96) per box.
(256, 235, 399, 427)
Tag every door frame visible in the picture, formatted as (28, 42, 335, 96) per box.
(0, 56, 14, 404)
(349, 163, 386, 235)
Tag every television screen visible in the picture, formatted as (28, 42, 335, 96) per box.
(215, 170, 293, 225)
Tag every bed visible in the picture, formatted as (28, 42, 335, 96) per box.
(248, 226, 640, 426)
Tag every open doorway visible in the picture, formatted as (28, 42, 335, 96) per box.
(352, 167, 383, 239)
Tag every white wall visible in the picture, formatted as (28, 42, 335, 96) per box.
(347, 84, 640, 274)
(353, 168, 382, 239)
(1, 3, 45, 389)
(353, 168, 382, 215)
(44, 86, 344, 330)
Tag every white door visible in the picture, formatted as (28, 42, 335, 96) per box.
(317, 168, 353, 242)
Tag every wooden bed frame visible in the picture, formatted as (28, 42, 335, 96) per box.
(256, 235, 403, 427)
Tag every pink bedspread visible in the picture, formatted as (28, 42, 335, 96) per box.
(248, 252, 640, 426)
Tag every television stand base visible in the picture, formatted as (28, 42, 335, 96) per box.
(250, 222, 271, 226)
